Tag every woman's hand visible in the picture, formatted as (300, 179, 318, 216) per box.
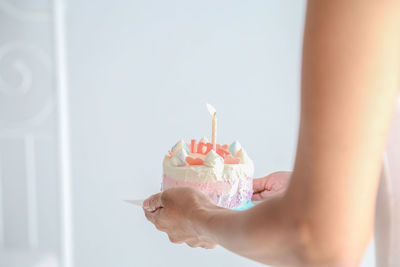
(252, 171, 292, 201)
(143, 187, 218, 249)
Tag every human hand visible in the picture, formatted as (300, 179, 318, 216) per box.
(143, 187, 218, 249)
(252, 171, 292, 201)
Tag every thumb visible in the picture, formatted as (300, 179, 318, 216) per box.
(143, 192, 163, 212)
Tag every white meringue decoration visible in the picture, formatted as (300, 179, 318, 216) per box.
(203, 149, 224, 168)
(236, 148, 250, 164)
(171, 139, 190, 154)
(229, 140, 242, 156)
(170, 148, 188, 166)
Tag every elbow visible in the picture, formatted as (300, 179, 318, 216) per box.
(292, 221, 367, 267)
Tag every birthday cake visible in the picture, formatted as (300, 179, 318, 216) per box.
(162, 139, 254, 209)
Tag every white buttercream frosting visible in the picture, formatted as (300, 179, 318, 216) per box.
(163, 152, 254, 183)
(236, 148, 250, 164)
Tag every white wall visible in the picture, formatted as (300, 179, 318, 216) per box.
(67, 1, 301, 267)
(66, 1, 378, 267)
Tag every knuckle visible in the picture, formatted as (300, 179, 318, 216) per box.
(154, 222, 163, 231)
(168, 235, 182, 244)
(153, 216, 161, 225)
(204, 243, 217, 249)
(154, 220, 165, 231)
(186, 240, 200, 248)
(168, 235, 176, 243)
(186, 243, 196, 248)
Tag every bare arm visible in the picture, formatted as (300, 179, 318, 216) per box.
(198, 1, 400, 265)
(144, 1, 400, 266)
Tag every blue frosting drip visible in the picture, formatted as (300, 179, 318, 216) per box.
(183, 143, 190, 154)
(229, 141, 237, 156)
(232, 200, 254, 210)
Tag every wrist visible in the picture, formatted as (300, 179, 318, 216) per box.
(190, 204, 238, 244)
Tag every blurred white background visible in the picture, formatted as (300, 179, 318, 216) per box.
(0, 0, 375, 266)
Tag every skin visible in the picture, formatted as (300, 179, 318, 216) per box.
(144, 1, 400, 266)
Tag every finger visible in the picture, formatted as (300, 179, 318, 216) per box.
(200, 243, 217, 249)
(253, 171, 292, 193)
(252, 186, 288, 201)
(252, 192, 279, 202)
(251, 192, 265, 201)
(143, 193, 163, 212)
(144, 207, 161, 224)
(252, 177, 269, 193)
(186, 240, 201, 248)
(168, 234, 184, 244)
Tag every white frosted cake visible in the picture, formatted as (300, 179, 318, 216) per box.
(162, 139, 254, 209)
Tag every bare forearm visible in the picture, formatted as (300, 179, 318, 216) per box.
(195, 1, 400, 266)
(194, 197, 299, 266)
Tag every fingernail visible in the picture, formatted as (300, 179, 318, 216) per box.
(142, 199, 150, 210)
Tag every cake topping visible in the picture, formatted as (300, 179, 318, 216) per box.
(167, 138, 251, 166)
(200, 137, 209, 143)
(206, 103, 218, 150)
(204, 150, 224, 167)
(186, 157, 204, 165)
(236, 148, 250, 164)
(190, 139, 197, 153)
(170, 148, 188, 166)
(229, 140, 242, 156)
(197, 141, 207, 154)
(224, 154, 241, 164)
(171, 139, 190, 154)
(216, 144, 231, 158)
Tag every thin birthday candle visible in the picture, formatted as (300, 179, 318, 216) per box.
(206, 103, 217, 150)
(212, 112, 217, 150)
